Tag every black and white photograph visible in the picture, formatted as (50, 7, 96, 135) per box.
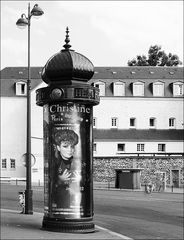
(1, 1, 183, 239)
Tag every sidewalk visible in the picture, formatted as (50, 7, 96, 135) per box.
(94, 184, 184, 194)
(0, 209, 132, 240)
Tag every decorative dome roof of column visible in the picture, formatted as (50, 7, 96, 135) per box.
(41, 27, 94, 84)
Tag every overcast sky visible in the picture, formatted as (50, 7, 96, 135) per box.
(1, 1, 183, 69)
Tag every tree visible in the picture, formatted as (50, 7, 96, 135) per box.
(128, 45, 182, 66)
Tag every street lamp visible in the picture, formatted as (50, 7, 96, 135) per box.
(16, 3, 44, 214)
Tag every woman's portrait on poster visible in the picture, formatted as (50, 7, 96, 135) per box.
(52, 129, 81, 209)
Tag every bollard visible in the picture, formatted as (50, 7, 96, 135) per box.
(18, 191, 25, 213)
(36, 28, 99, 233)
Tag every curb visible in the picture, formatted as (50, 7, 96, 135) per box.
(1, 209, 133, 240)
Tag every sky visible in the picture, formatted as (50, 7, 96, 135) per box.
(1, 1, 183, 69)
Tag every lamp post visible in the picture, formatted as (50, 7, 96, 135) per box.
(16, 3, 44, 214)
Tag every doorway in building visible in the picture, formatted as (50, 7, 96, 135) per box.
(170, 169, 180, 188)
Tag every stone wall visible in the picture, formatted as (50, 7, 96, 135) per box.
(93, 157, 184, 186)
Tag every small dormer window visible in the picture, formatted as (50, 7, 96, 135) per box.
(113, 81, 125, 96)
(173, 82, 183, 96)
(169, 71, 174, 75)
(153, 81, 164, 96)
(94, 81, 105, 96)
(133, 82, 144, 96)
(15, 82, 27, 96)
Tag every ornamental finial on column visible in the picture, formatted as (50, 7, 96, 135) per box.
(63, 27, 71, 50)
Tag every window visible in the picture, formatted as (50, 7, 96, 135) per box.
(133, 82, 144, 96)
(169, 118, 175, 128)
(10, 159, 16, 169)
(1, 159, 7, 169)
(130, 118, 136, 128)
(158, 144, 166, 152)
(153, 82, 164, 96)
(93, 143, 97, 152)
(94, 81, 105, 96)
(137, 144, 145, 152)
(173, 82, 184, 96)
(149, 118, 156, 128)
(15, 82, 27, 96)
(93, 118, 97, 128)
(113, 81, 125, 96)
(117, 144, 125, 152)
(111, 117, 118, 128)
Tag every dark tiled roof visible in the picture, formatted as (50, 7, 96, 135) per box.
(0, 67, 42, 97)
(1, 66, 183, 80)
(91, 66, 184, 80)
(1, 66, 183, 97)
(93, 129, 184, 141)
(0, 79, 42, 97)
(0, 67, 42, 79)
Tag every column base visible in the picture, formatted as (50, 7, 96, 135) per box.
(42, 216, 95, 233)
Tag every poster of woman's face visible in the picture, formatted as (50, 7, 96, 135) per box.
(55, 129, 78, 160)
(43, 102, 93, 219)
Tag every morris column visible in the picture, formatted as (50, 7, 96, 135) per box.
(36, 28, 99, 233)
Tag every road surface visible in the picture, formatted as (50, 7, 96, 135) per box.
(1, 184, 183, 239)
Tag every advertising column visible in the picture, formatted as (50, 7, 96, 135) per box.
(36, 26, 99, 233)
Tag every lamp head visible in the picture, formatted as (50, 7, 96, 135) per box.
(16, 14, 28, 29)
(31, 4, 44, 18)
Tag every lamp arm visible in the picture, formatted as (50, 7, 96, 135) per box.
(20, 13, 29, 22)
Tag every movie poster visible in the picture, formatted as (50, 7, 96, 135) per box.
(43, 102, 93, 219)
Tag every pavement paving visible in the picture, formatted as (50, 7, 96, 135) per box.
(0, 209, 132, 240)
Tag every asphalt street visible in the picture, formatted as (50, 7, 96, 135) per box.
(1, 184, 183, 239)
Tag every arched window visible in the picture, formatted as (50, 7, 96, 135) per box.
(173, 82, 183, 96)
(15, 81, 27, 96)
(113, 81, 125, 96)
(94, 81, 105, 96)
(133, 81, 144, 96)
(153, 81, 164, 96)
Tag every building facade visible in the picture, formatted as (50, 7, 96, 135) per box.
(90, 67, 184, 157)
(0, 66, 183, 183)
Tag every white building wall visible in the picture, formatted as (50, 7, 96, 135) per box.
(5, 83, 179, 181)
(31, 82, 46, 139)
(31, 138, 44, 184)
(94, 97, 183, 130)
(30, 82, 46, 184)
(1, 97, 26, 178)
(0, 81, 46, 181)
(94, 141, 183, 157)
